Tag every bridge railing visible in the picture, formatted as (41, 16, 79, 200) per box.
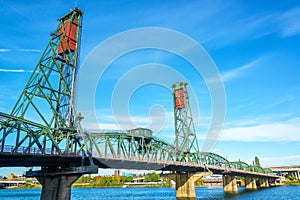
(90, 151, 209, 167)
(0, 145, 80, 157)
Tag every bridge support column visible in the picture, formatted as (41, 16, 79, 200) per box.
(223, 175, 238, 193)
(245, 177, 257, 190)
(37, 174, 80, 200)
(175, 172, 196, 200)
(276, 178, 283, 186)
(270, 178, 281, 186)
(259, 178, 269, 188)
(295, 171, 300, 180)
(26, 166, 98, 200)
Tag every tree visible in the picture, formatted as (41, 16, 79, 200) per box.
(144, 176, 150, 182)
(254, 156, 261, 167)
(151, 173, 160, 182)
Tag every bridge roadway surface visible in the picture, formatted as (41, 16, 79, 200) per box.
(0, 145, 279, 180)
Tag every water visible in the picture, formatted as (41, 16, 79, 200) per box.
(0, 186, 299, 200)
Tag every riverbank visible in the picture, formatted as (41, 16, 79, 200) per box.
(72, 182, 169, 188)
(5, 181, 300, 190)
(5, 176, 300, 189)
(2, 185, 300, 200)
(283, 180, 300, 186)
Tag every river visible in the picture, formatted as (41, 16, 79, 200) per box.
(0, 186, 299, 199)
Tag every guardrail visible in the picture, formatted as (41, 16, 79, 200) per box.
(0, 145, 80, 157)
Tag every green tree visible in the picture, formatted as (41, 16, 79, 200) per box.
(115, 176, 121, 185)
(144, 176, 150, 182)
(254, 156, 261, 167)
(151, 173, 160, 182)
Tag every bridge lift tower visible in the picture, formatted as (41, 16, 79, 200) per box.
(2, 8, 96, 200)
(10, 8, 83, 155)
(172, 81, 200, 199)
(172, 81, 199, 161)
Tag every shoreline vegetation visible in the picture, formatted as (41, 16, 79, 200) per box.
(9, 181, 300, 190)
(283, 176, 300, 186)
(72, 173, 170, 188)
(3, 174, 300, 190)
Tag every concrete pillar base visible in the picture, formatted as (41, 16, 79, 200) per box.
(245, 177, 257, 190)
(37, 174, 80, 200)
(26, 166, 98, 200)
(259, 178, 269, 188)
(223, 175, 238, 193)
(175, 172, 196, 199)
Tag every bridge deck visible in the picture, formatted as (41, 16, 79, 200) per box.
(0, 148, 279, 179)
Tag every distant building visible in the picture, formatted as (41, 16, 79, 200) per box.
(18, 174, 25, 178)
(114, 170, 120, 176)
(122, 173, 134, 177)
(133, 177, 144, 183)
(202, 175, 223, 186)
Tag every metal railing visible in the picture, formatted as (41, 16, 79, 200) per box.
(0, 145, 80, 157)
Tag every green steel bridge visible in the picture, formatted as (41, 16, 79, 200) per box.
(0, 8, 280, 200)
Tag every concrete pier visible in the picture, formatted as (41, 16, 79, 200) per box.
(245, 177, 257, 190)
(269, 178, 281, 186)
(259, 178, 269, 188)
(223, 175, 238, 193)
(37, 174, 80, 200)
(26, 166, 98, 200)
(175, 172, 196, 200)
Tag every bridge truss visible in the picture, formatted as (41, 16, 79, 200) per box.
(81, 129, 273, 174)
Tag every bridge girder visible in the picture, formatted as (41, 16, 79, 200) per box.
(197, 152, 229, 167)
(229, 161, 250, 171)
(83, 132, 177, 162)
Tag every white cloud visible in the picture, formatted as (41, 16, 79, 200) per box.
(207, 57, 263, 84)
(0, 68, 25, 73)
(198, 5, 300, 46)
(222, 58, 261, 82)
(0, 68, 31, 73)
(264, 95, 294, 109)
(278, 6, 300, 37)
(261, 155, 300, 167)
(220, 117, 300, 142)
(0, 48, 42, 53)
(0, 49, 11, 52)
(17, 49, 42, 52)
(207, 57, 262, 84)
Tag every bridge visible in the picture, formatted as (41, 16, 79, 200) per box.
(0, 7, 280, 200)
(270, 165, 300, 180)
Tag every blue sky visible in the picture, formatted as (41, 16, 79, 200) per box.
(1, 0, 300, 176)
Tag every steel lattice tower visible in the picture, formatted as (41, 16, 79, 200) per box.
(7, 8, 83, 155)
(172, 81, 199, 161)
